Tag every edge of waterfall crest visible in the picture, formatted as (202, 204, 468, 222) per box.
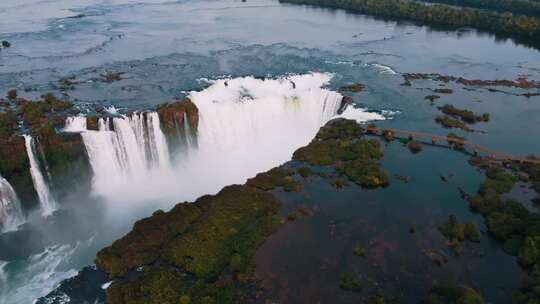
(0, 175, 25, 233)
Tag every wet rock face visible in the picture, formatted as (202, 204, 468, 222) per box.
(39, 131, 92, 200)
(157, 99, 199, 149)
(86, 116, 99, 131)
(0, 136, 37, 209)
(0, 94, 90, 211)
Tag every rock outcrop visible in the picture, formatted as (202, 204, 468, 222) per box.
(157, 99, 199, 150)
(0, 135, 36, 209)
(0, 94, 91, 211)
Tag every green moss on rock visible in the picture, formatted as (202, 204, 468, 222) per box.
(0, 135, 37, 208)
(246, 167, 300, 192)
(438, 104, 489, 124)
(439, 215, 480, 243)
(422, 282, 485, 304)
(97, 185, 281, 303)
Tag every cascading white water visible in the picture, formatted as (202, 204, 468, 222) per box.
(64, 113, 172, 198)
(184, 73, 385, 191)
(63, 116, 87, 132)
(23, 135, 57, 217)
(0, 176, 25, 233)
(63, 73, 385, 207)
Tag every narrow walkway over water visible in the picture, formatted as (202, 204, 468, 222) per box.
(364, 126, 540, 165)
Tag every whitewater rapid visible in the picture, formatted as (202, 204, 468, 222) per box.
(23, 135, 57, 217)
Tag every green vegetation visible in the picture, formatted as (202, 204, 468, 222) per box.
(293, 119, 389, 188)
(353, 244, 365, 256)
(420, 0, 540, 18)
(287, 212, 298, 221)
(0, 136, 36, 208)
(97, 185, 282, 303)
(421, 282, 485, 304)
(280, 0, 540, 43)
(466, 160, 540, 303)
(436, 116, 472, 131)
(410, 223, 417, 234)
(0, 110, 17, 137)
(339, 83, 365, 92)
(479, 167, 518, 194)
(438, 104, 489, 124)
(339, 272, 362, 291)
(438, 215, 480, 243)
(247, 167, 300, 192)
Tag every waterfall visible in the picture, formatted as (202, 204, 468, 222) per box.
(0, 176, 25, 233)
(186, 73, 373, 188)
(23, 135, 57, 217)
(147, 112, 171, 168)
(183, 112, 195, 151)
(63, 73, 383, 206)
(63, 116, 87, 132)
(64, 112, 172, 198)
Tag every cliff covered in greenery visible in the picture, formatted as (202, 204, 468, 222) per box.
(280, 0, 540, 44)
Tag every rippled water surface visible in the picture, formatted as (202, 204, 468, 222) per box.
(0, 0, 539, 303)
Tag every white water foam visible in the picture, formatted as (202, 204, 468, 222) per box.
(64, 73, 385, 208)
(0, 175, 25, 233)
(64, 113, 172, 200)
(0, 244, 80, 304)
(23, 135, 57, 217)
(63, 116, 87, 133)
(367, 63, 398, 75)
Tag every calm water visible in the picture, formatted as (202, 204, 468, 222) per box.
(0, 0, 539, 302)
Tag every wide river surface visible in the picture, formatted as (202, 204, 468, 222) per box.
(0, 0, 539, 303)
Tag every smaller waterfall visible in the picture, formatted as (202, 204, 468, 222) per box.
(64, 112, 172, 197)
(183, 112, 195, 151)
(63, 116, 87, 132)
(23, 135, 57, 217)
(0, 176, 25, 233)
(147, 112, 171, 168)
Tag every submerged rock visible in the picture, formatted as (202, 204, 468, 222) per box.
(339, 83, 365, 93)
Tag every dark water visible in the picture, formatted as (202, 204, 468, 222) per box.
(0, 0, 539, 302)
(256, 143, 523, 303)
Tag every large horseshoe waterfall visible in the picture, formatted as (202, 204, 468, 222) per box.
(63, 73, 382, 205)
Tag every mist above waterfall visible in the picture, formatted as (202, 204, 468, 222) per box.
(64, 73, 384, 211)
